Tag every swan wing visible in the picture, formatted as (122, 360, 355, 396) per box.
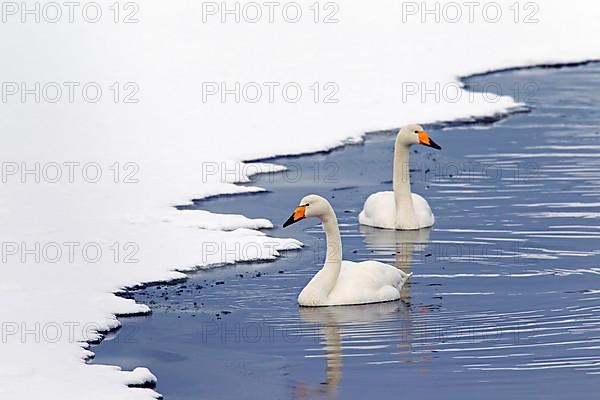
(359, 191, 396, 229)
(325, 260, 411, 306)
(411, 193, 435, 228)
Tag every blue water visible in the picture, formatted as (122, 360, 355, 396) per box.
(92, 63, 600, 399)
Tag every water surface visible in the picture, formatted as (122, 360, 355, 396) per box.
(93, 63, 600, 399)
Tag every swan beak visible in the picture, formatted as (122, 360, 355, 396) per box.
(283, 205, 306, 227)
(418, 131, 442, 150)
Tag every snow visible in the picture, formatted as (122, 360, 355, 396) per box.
(1, 0, 600, 398)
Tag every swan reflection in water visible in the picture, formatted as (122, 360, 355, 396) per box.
(297, 301, 407, 396)
(360, 226, 431, 303)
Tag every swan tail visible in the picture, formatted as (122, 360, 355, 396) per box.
(399, 270, 413, 279)
(393, 271, 412, 295)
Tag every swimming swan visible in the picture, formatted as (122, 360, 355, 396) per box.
(283, 194, 411, 307)
(359, 124, 441, 230)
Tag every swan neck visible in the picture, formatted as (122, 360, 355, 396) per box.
(298, 206, 342, 305)
(393, 142, 412, 201)
(322, 211, 342, 272)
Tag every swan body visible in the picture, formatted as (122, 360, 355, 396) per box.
(283, 194, 411, 307)
(298, 259, 409, 307)
(360, 192, 434, 230)
(359, 124, 441, 230)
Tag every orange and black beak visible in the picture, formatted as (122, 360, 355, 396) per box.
(418, 131, 442, 150)
(283, 205, 307, 227)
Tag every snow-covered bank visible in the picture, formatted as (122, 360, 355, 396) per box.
(2, 1, 600, 398)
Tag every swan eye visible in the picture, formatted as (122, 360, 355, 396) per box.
(414, 130, 418, 134)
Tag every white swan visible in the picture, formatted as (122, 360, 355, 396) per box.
(283, 194, 411, 307)
(359, 124, 441, 230)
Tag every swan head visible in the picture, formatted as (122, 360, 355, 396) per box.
(283, 194, 331, 227)
(396, 124, 441, 150)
